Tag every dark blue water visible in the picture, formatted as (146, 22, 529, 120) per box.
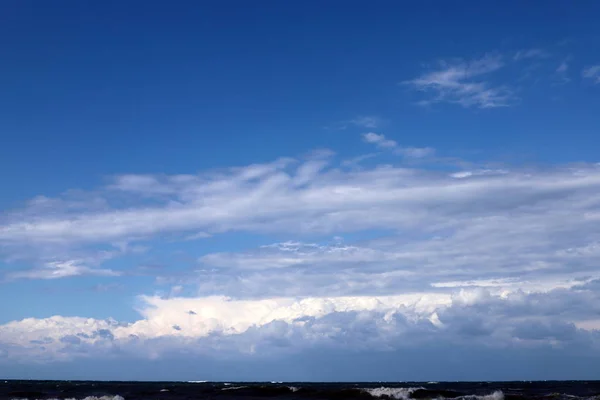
(1, 381, 600, 400)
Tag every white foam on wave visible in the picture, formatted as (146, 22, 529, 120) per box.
(364, 387, 422, 400)
(460, 392, 505, 400)
(12, 397, 125, 400)
(288, 386, 300, 392)
(365, 388, 504, 400)
(221, 386, 248, 391)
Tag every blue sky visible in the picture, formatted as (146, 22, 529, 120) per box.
(2, 0, 600, 381)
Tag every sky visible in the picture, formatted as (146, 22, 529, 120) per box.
(1, 0, 600, 381)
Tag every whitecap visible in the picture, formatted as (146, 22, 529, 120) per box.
(456, 392, 505, 400)
(364, 387, 422, 400)
(12, 396, 126, 400)
(221, 386, 248, 391)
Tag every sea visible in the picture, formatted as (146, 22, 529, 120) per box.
(1, 381, 600, 400)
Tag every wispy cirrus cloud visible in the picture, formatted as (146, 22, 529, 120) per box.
(553, 58, 571, 84)
(6, 260, 120, 281)
(348, 116, 383, 129)
(404, 54, 514, 108)
(513, 48, 551, 61)
(362, 132, 435, 158)
(582, 65, 600, 84)
(328, 115, 385, 130)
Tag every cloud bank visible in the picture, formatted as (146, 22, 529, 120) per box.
(1, 141, 600, 377)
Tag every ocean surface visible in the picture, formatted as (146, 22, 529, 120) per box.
(1, 381, 600, 400)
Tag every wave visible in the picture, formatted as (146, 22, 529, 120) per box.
(11, 397, 125, 400)
(364, 387, 423, 400)
(221, 386, 249, 391)
(452, 392, 505, 400)
(7, 387, 600, 400)
(211, 385, 495, 400)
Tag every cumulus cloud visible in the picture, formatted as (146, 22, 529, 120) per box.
(2, 287, 600, 364)
(404, 54, 513, 108)
(362, 132, 397, 148)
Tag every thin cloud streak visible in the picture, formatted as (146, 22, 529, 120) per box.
(513, 48, 551, 61)
(404, 54, 514, 108)
(362, 133, 434, 158)
(582, 65, 600, 84)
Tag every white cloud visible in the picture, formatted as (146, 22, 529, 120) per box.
(362, 132, 397, 148)
(514, 48, 550, 61)
(341, 153, 379, 169)
(450, 169, 508, 179)
(2, 286, 600, 363)
(2, 157, 600, 261)
(349, 116, 383, 129)
(404, 54, 513, 108)
(185, 232, 212, 241)
(329, 116, 384, 130)
(557, 60, 569, 73)
(3, 145, 600, 364)
(553, 59, 571, 84)
(582, 65, 600, 84)
(396, 147, 435, 158)
(7, 260, 120, 280)
(361, 133, 434, 158)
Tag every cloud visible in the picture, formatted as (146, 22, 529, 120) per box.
(341, 153, 379, 169)
(557, 60, 569, 73)
(6, 260, 120, 281)
(553, 58, 571, 84)
(396, 146, 435, 158)
(2, 155, 600, 270)
(361, 133, 434, 158)
(582, 65, 600, 84)
(2, 287, 600, 364)
(362, 132, 397, 148)
(513, 48, 550, 61)
(329, 116, 384, 130)
(185, 231, 212, 241)
(3, 146, 600, 370)
(404, 54, 513, 108)
(348, 116, 383, 129)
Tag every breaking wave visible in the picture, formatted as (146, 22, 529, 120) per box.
(220, 386, 249, 391)
(364, 387, 423, 400)
(11, 397, 124, 400)
(4, 382, 600, 400)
